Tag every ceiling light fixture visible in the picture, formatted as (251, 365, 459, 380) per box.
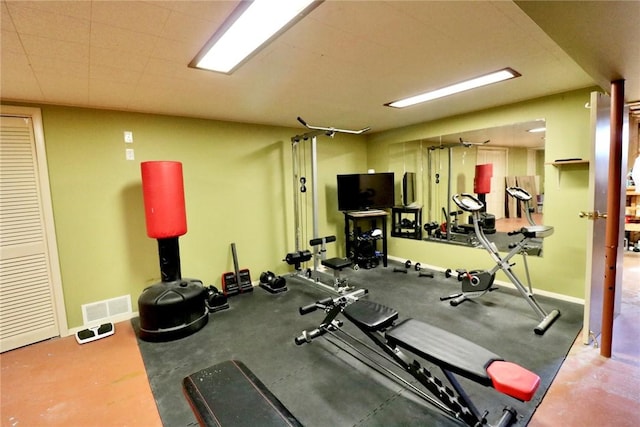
(191, 0, 321, 74)
(527, 127, 546, 133)
(385, 68, 521, 109)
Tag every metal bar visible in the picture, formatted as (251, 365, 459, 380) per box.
(324, 332, 459, 419)
(447, 146, 452, 241)
(292, 139, 302, 252)
(311, 135, 319, 271)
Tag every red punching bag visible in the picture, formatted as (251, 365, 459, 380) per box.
(141, 161, 187, 239)
(474, 163, 493, 195)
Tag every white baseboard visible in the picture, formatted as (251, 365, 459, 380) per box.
(386, 254, 584, 305)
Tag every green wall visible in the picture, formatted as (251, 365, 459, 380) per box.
(367, 88, 596, 299)
(37, 106, 368, 328)
(12, 87, 595, 329)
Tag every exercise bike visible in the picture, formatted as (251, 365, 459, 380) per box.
(441, 193, 560, 335)
(295, 291, 541, 427)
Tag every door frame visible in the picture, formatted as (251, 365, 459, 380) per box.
(582, 92, 626, 346)
(1, 105, 68, 344)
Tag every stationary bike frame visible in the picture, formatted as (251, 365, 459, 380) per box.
(452, 193, 560, 335)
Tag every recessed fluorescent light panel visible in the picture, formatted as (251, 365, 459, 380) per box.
(385, 68, 521, 108)
(527, 127, 546, 133)
(191, 0, 321, 74)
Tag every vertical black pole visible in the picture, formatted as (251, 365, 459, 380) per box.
(157, 237, 182, 282)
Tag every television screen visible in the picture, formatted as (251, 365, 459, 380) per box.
(402, 172, 416, 206)
(337, 172, 394, 211)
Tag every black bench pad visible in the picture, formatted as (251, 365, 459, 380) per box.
(183, 360, 302, 427)
(385, 319, 502, 386)
(322, 257, 352, 270)
(343, 299, 399, 331)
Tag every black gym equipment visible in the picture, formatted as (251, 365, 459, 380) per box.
(443, 193, 561, 335)
(221, 242, 253, 296)
(402, 260, 434, 277)
(204, 285, 229, 312)
(137, 162, 209, 342)
(295, 292, 541, 427)
(137, 244, 209, 342)
(285, 235, 354, 294)
(289, 117, 369, 284)
(183, 360, 302, 427)
(284, 250, 312, 271)
(259, 271, 288, 294)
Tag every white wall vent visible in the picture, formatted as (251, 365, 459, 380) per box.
(81, 295, 132, 325)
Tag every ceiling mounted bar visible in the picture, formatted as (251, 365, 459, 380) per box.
(426, 139, 490, 151)
(293, 117, 371, 140)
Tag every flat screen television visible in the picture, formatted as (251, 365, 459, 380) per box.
(337, 172, 394, 211)
(402, 172, 416, 206)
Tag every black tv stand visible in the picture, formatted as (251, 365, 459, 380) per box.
(391, 205, 422, 240)
(343, 210, 388, 269)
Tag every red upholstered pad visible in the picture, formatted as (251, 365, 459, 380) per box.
(141, 161, 187, 239)
(486, 360, 541, 401)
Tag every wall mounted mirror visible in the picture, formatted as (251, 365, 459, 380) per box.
(389, 119, 546, 256)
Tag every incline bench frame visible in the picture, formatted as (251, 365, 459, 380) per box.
(295, 291, 540, 427)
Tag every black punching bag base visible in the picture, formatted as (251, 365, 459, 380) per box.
(138, 279, 209, 342)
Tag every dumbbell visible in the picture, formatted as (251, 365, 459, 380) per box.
(260, 271, 287, 290)
(205, 285, 229, 312)
(418, 271, 434, 278)
(445, 268, 467, 281)
(393, 267, 408, 274)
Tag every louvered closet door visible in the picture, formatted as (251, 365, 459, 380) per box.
(0, 115, 59, 352)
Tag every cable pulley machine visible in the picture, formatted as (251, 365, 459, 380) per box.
(286, 117, 370, 293)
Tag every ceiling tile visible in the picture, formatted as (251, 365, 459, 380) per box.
(20, 33, 89, 62)
(0, 51, 42, 99)
(5, 0, 91, 20)
(36, 74, 89, 103)
(6, 1, 90, 44)
(1, 29, 23, 54)
(90, 21, 158, 56)
(91, 46, 148, 73)
(90, 1, 170, 36)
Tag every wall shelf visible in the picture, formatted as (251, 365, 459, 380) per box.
(547, 159, 590, 167)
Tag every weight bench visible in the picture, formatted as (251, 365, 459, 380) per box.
(295, 294, 540, 427)
(183, 360, 302, 427)
(309, 235, 353, 292)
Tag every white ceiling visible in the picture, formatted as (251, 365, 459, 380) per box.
(1, 1, 638, 133)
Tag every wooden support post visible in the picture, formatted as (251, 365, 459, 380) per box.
(601, 79, 625, 358)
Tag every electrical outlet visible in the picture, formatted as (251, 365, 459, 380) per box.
(124, 131, 133, 143)
(125, 148, 135, 160)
